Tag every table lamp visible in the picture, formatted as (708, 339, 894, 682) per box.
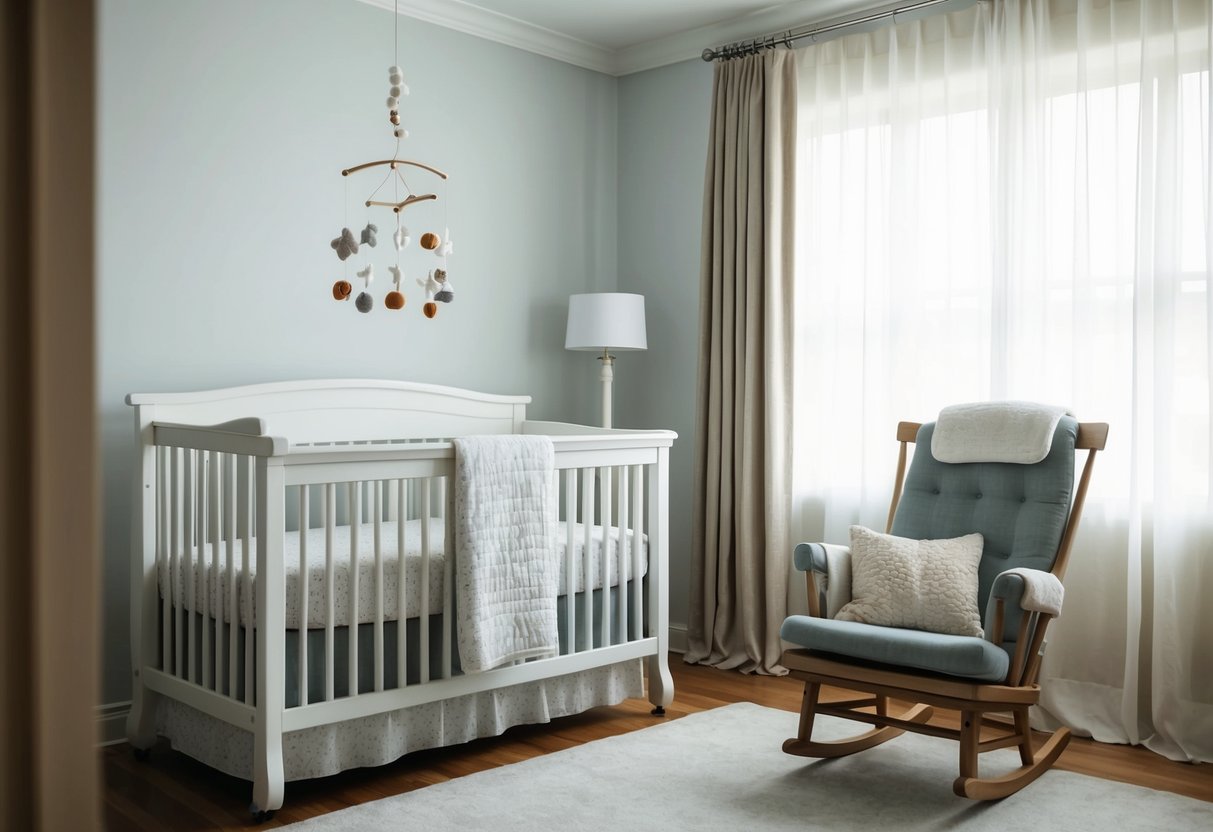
(564, 293, 647, 428)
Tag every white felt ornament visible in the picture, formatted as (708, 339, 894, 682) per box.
(386, 96, 398, 109)
(437, 227, 453, 257)
(416, 270, 440, 298)
(389, 84, 402, 98)
(389, 65, 401, 77)
(388, 264, 403, 288)
(357, 263, 374, 286)
(393, 225, 410, 251)
(394, 127, 409, 139)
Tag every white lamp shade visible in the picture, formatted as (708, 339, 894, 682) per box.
(564, 293, 647, 351)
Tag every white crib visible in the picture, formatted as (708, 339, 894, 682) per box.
(124, 379, 675, 818)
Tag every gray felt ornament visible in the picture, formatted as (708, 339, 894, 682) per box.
(361, 223, 378, 247)
(355, 292, 373, 313)
(331, 227, 359, 261)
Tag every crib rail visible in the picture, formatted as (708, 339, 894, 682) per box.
(130, 422, 672, 742)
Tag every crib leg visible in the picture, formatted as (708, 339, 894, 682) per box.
(647, 650, 674, 715)
(252, 722, 284, 816)
(125, 673, 160, 753)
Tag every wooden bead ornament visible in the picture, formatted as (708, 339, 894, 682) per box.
(332, 280, 352, 300)
(385, 265, 405, 310)
(417, 269, 440, 318)
(420, 231, 440, 251)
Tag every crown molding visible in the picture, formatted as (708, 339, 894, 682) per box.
(358, 0, 903, 77)
(357, 0, 618, 75)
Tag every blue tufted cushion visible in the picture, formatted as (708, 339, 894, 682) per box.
(781, 615, 1010, 682)
(890, 417, 1076, 644)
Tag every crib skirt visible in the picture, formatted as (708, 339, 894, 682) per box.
(154, 584, 647, 780)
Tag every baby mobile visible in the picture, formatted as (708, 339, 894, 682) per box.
(330, 1, 456, 319)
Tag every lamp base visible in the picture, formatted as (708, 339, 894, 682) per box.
(598, 348, 615, 429)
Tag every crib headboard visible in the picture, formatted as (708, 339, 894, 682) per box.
(126, 379, 531, 446)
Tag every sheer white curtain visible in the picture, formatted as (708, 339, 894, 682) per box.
(790, 0, 1212, 761)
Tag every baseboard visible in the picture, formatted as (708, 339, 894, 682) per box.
(97, 700, 130, 747)
(669, 624, 688, 654)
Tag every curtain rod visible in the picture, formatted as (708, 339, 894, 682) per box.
(701, 0, 965, 62)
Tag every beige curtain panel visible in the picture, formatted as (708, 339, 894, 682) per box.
(685, 50, 797, 675)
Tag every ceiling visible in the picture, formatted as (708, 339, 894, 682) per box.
(360, 0, 900, 76)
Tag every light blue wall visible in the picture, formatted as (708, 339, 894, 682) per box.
(617, 59, 714, 635)
(98, 0, 619, 704)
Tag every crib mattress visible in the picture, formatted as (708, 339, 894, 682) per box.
(161, 519, 648, 629)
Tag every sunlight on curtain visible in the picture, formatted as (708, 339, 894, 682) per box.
(790, 0, 1211, 761)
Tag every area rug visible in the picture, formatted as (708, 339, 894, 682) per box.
(281, 702, 1211, 831)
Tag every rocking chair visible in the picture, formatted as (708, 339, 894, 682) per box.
(780, 412, 1107, 799)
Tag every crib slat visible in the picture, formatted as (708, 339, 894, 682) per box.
(172, 448, 183, 678)
(600, 466, 611, 649)
(419, 481, 431, 684)
(324, 483, 336, 702)
(564, 469, 576, 655)
(349, 482, 361, 698)
(396, 479, 407, 689)
(441, 477, 452, 680)
(617, 465, 629, 644)
(226, 454, 237, 697)
(242, 455, 254, 706)
(199, 452, 211, 689)
(184, 449, 195, 684)
(581, 467, 594, 651)
(158, 447, 170, 671)
(298, 485, 310, 706)
(210, 451, 222, 691)
(631, 465, 644, 640)
(373, 481, 384, 693)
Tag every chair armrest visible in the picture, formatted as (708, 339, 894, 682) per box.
(990, 568, 1064, 617)
(792, 542, 852, 618)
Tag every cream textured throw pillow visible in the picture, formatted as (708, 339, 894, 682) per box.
(835, 526, 985, 638)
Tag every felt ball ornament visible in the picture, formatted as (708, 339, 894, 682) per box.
(423, 302, 438, 319)
(385, 291, 405, 310)
(332, 280, 352, 300)
(420, 231, 440, 251)
(387, 96, 398, 109)
(389, 85, 402, 98)
(394, 127, 409, 140)
(355, 292, 374, 313)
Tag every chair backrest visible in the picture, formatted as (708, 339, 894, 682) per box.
(889, 417, 1079, 616)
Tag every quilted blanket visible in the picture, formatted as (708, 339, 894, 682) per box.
(453, 435, 558, 673)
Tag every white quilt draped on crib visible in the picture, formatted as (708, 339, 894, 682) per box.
(453, 435, 559, 673)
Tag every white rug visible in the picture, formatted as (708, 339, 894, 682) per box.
(281, 702, 1212, 831)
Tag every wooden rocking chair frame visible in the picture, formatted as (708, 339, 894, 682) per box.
(782, 420, 1109, 800)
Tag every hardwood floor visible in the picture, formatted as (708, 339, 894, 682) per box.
(103, 656, 1213, 830)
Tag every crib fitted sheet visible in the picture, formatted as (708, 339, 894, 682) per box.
(160, 519, 648, 629)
